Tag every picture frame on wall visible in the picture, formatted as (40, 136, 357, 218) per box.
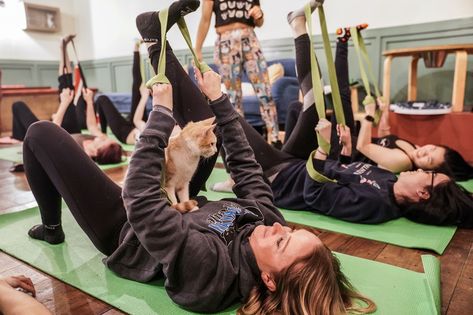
(23, 2, 60, 33)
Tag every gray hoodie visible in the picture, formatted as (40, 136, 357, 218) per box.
(104, 95, 285, 313)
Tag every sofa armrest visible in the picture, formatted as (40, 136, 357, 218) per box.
(271, 77, 300, 123)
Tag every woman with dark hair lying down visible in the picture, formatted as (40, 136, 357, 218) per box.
(283, 22, 473, 181)
(23, 1, 376, 314)
(234, 5, 473, 227)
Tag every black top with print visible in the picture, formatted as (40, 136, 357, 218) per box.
(212, 0, 260, 28)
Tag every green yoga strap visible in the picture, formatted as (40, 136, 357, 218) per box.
(304, 4, 329, 155)
(146, 9, 170, 87)
(318, 6, 345, 127)
(305, 4, 347, 183)
(146, 10, 211, 88)
(350, 26, 382, 106)
(177, 17, 211, 74)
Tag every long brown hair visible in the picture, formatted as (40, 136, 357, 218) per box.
(239, 243, 376, 315)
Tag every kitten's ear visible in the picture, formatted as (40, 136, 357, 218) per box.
(202, 117, 216, 126)
(204, 124, 216, 136)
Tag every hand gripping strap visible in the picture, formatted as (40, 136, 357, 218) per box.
(306, 151, 337, 183)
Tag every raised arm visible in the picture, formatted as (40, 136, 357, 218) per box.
(195, 67, 275, 205)
(337, 124, 352, 159)
(132, 84, 150, 132)
(82, 88, 103, 137)
(195, 0, 213, 61)
(356, 102, 410, 172)
(377, 97, 391, 137)
(52, 88, 74, 126)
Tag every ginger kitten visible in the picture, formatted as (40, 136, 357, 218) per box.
(165, 117, 217, 213)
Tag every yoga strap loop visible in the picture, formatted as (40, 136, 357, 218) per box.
(306, 152, 337, 183)
(304, 4, 330, 154)
(351, 26, 384, 106)
(146, 10, 211, 89)
(177, 17, 211, 74)
(70, 39, 88, 88)
(146, 9, 170, 88)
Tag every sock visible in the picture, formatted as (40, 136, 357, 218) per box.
(136, 0, 200, 42)
(336, 23, 368, 43)
(287, 0, 324, 24)
(28, 224, 65, 245)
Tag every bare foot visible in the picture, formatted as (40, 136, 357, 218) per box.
(0, 137, 21, 145)
(61, 34, 76, 47)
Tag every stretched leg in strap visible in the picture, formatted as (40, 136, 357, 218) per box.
(283, 13, 320, 159)
(137, 1, 217, 197)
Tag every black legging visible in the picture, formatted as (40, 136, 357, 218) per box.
(11, 101, 80, 141)
(280, 36, 355, 160)
(96, 95, 135, 143)
(23, 121, 126, 255)
(58, 73, 88, 130)
(97, 51, 146, 143)
(130, 51, 146, 122)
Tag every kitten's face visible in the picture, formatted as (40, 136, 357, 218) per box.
(182, 117, 217, 158)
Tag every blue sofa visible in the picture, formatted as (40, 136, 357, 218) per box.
(188, 58, 300, 128)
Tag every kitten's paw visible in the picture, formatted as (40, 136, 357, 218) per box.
(172, 199, 199, 213)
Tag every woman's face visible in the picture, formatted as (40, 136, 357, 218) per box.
(411, 145, 446, 169)
(396, 169, 450, 202)
(83, 137, 116, 158)
(249, 223, 321, 274)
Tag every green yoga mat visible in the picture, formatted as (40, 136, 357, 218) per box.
(203, 168, 457, 254)
(0, 145, 129, 171)
(0, 207, 440, 315)
(458, 179, 473, 192)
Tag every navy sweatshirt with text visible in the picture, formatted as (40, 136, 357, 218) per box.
(271, 157, 401, 224)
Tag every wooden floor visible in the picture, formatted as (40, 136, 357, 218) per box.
(0, 154, 472, 314)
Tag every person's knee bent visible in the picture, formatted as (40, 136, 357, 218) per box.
(95, 95, 112, 107)
(12, 101, 29, 115)
(24, 121, 65, 148)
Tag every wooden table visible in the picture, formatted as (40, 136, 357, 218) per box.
(382, 44, 473, 112)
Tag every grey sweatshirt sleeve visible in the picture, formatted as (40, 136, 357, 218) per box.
(122, 109, 194, 270)
(209, 95, 275, 205)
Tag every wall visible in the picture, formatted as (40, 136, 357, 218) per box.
(1, 0, 472, 61)
(3, 17, 471, 109)
(72, 0, 473, 60)
(0, 0, 76, 61)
